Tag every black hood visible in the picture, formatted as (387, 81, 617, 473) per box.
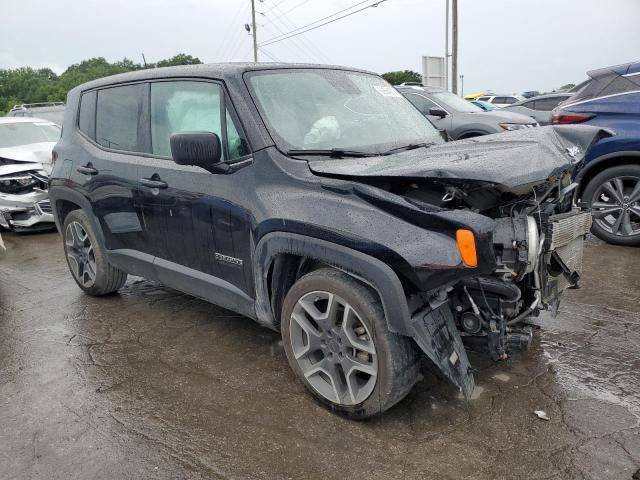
(308, 125, 611, 192)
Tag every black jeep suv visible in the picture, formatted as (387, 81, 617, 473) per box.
(49, 64, 606, 418)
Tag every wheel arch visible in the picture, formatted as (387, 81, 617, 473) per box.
(50, 187, 106, 247)
(254, 232, 412, 336)
(456, 130, 490, 140)
(577, 152, 640, 198)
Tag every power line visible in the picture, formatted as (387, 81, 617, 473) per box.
(261, 0, 311, 26)
(260, 0, 288, 15)
(258, 46, 283, 62)
(270, 3, 330, 62)
(259, 0, 376, 46)
(262, 13, 320, 62)
(216, 2, 250, 60)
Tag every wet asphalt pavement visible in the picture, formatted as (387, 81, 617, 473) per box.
(0, 231, 639, 480)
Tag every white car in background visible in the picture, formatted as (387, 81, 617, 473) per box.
(476, 94, 525, 108)
(0, 117, 61, 231)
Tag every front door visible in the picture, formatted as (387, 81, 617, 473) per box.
(137, 79, 253, 296)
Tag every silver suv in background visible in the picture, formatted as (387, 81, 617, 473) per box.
(397, 86, 538, 140)
(503, 93, 573, 125)
(476, 94, 525, 107)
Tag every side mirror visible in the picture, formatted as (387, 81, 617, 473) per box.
(170, 132, 222, 172)
(428, 108, 448, 118)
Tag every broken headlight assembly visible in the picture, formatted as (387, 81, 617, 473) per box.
(0, 174, 41, 194)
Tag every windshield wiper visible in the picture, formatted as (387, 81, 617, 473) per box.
(382, 142, 436, 155)
(286, 148, 376, 158)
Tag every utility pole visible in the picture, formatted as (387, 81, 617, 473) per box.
(445, 0, 449, 91)
(251, 0, 258, 62)
(451, 0, 458, 94)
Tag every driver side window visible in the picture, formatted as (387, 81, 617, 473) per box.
(404, 93, 439, 115)
(150, 81, 248, 160)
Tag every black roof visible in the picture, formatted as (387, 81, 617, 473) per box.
(74, 62, 376, 92)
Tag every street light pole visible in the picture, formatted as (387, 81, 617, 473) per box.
(445, 0, 449, 91)
(451, 0, 458, 94)
(251, 0, 258, 62)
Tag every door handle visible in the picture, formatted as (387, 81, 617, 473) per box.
(77, 163, 98, 175)
(140, 176, 168, 189)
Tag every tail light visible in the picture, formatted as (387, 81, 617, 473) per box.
(551, 111, 594, 124)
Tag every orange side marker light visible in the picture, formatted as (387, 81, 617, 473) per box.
(456, 229, 478, 267)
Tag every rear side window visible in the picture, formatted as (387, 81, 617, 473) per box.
(501, 97, 518, 105)
(96, 84, 145, 152)
(150, 80, 249, 160)
(78, 90, 97, 139)
(533, 97, 564, 111)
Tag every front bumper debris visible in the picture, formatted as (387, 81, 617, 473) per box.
(0, 192, 54, 231)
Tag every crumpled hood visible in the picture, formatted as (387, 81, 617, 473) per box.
(308, 125, 611, 191)
(0, 142, 55, 175)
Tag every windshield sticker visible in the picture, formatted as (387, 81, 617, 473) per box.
(374, 85, 402, 98)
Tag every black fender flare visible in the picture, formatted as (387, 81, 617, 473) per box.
(253, 232, 413, 335)
(48, 186, 106, 246)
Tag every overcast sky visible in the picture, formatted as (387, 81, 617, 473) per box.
(2, 0, 639, 94)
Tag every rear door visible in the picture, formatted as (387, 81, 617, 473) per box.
(71, 84, 154, 276)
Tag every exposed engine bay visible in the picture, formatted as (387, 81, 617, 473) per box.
(402, 173, 592, 360)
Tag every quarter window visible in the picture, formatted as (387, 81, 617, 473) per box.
(96, 84, 144, 152)
(150, 81, 248, 160)
(533, 97, 564, 111)
(78, 90, 97, 139)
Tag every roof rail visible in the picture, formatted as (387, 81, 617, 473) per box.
(11, 102, 65, 110)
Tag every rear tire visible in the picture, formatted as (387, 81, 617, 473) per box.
(62, 209, 127, 295)
(281, 268, 420, 419)
(583, 165, 640, 246)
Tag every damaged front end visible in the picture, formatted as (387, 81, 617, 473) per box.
(309, 125, 609, 398)
(0, 158, 54, 231)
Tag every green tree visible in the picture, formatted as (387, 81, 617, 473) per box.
(559, 83, 576, 91)
(0, 54, 205, 114)
(154, 54, 202, 68)
(381, 70, 422, 85)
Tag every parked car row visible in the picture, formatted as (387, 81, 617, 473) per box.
(397, 86, 537, 139)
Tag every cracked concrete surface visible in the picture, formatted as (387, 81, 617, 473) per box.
(0, 232, 638, 480)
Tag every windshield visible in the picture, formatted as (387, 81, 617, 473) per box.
(0, 121, 61, 148)
(430, 91, 482, 113)
(246, 69, 443, 154)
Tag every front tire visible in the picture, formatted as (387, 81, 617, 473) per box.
(583, 165, 640, 246)
(281, 268, 419, 419)
(62, 210, 127, 295)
